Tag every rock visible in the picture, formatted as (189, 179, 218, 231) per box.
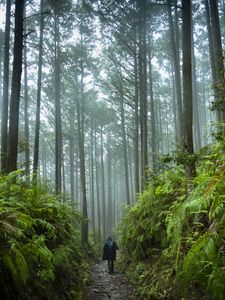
(93, 288, 100, 293)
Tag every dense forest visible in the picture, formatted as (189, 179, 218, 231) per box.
(0, 0, 225, 299)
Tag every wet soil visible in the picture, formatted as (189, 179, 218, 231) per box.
(85, 260, 139, 300)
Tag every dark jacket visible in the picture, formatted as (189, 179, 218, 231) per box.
(103, 240, 118, 261)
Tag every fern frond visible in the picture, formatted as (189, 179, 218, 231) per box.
(209, 195, 225, 220)
(11, 245, 29, 284)
(207, 265, 225, 300)
(182, 231, 218, 282)
(34, 218, 56, 238)
(3, 254, 18, 279)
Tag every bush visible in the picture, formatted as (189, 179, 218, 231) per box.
(0, 170, 91, 299)
(119, 141, 225, 299)
(119, 166, 185, 299)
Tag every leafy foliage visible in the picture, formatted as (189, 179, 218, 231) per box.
(119, 166, 185, 299)
(119, 141, 225, 299)
(0, 170, 91, 299)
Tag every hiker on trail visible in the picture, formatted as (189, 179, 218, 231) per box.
(103, 236, 118, 274)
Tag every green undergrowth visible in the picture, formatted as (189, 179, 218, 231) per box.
(119, 141, 225, 300)
(0, 170, 94, 300)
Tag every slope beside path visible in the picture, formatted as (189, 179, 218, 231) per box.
(85, 260, 139, 300)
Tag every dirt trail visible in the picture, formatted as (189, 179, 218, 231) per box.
(85, 260, 139, 300)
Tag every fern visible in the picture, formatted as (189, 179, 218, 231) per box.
(209, 195, 225, 220)
(11, 244, 29, 284)
(120, 141, 225, 299)
(207, 264, 225, 300)
(0, 170, 91, 299)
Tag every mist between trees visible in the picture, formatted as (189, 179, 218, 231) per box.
(0, 0, 224, 245)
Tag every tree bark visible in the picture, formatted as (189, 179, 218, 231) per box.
(54, 12, 62, 193)
(138, 0, 148, 190)
(1, 0, 11, 173)
(90, 114, 95, 238)
(7, 0, 25, 172)
(167, 0, 183, 142)
(33, 0, 44, 183)
(191, 17, 201, 150)
(77, 83, 88, 244)
(78, 34, 88, 244)
(95, 128, 101, 241)
(107, 134, 112, 235)
(182, 0, 196, 184)
(41, 139, 47, 182)
(69, 109, 75, 201)
(204, 0, 216, 83)
(100, 124, 106, 238)
(133, 36, 140, 196)
(119, 79, 130, 205)
(148, 41, 157, 174)
(128, 138, 134, 203)
(23, 9, 30, 177)
(208, 0, 225, 122)
(0, 30, 3, 110)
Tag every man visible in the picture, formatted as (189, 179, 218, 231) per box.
(102, 236, 118, 274)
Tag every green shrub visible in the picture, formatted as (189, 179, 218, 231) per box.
(0, 170, 91, 299)
(167, 141, 225, 299)
(119, 166, 185, 299)
(119, 141, 225, 299)
(120, 166, 184, 262)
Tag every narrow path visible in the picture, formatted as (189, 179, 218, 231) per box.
(85, 260, 139, 300)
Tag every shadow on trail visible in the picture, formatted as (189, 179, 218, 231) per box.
(85, 260, 139, 299)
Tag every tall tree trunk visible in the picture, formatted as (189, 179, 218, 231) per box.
(90, 114, 95, 238)
(204, 0, 216, 82)
(33, 0, 44, 182)
(112, 159, 116, 227)
(182, 0, 196, 185)
(191, 18, 201, 150)
(79, 35, 88, 244)
(201, 71, 208, 143)
(155, 91, 162, 154)
(62, 148, 66, 196)
(171, 68, 179, 141)
(77, 85, 88, 244)
(134, 43, 140, 195)
(41, 139, 47, 182)
(54, 12, 62, 193)
(69, 109, 75, 200)
(75, 153, 79, 205)
(167, 0, 183, 142)
(148, 41, 157, 174)
(7, 0, 25, 172)
(95, 128, 101, 241)
(133, 38, 140, 196)
(107, 134, 112, 235)
(128, 138, 134, 203)
(100, 124, 106, 238)
(23, 10, 30, 177)
(119, 79, 130, 205)
(139, 0, 148, 190)
(1, 0, 11, 173)
(0, 30, 3, 110)
(208, 0, 225, 122)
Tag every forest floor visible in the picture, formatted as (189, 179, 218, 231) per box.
(85, 260, 139, 300)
